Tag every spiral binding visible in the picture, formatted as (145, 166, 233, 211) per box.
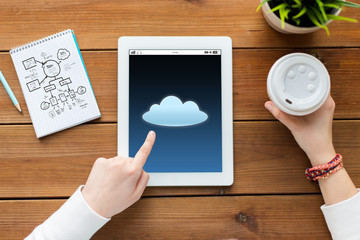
(10, 29, 72, 55)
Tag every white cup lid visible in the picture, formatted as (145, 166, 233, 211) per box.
(267, 53, 330, 116)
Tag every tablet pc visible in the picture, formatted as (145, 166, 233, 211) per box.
(118, 37, 233, 186)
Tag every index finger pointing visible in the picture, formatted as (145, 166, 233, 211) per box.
(134, 131, 156, 168)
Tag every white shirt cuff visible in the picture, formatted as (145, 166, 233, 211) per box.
(25, 185, 110, 240)
(321, 189, 360, 240)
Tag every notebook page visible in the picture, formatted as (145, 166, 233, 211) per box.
(10, 30, 100, 138)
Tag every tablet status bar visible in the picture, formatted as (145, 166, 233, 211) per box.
(129, 49, 221, 55)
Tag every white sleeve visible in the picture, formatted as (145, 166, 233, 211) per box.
(25, 185, 110, 240)
(321, 189, 360, 240)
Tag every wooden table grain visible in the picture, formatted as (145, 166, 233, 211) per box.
(0, 0, 360, 239)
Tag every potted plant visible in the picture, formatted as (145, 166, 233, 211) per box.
(257, 0, 360, 35)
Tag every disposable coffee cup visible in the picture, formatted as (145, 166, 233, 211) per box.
(267, 53, 330, 116)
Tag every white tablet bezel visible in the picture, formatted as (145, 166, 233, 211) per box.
(118, 37, 233, 186)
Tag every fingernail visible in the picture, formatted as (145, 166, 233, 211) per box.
(265, 102, 272, 111)
(149, 131, 155, 136)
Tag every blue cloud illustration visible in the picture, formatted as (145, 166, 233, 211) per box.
(142, 96, 208, 127)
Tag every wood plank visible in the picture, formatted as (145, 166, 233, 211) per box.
(0, 0, 360, 50)
(0, 195, 331, 239)
(1, 48, 360, 123)
(0, 121, 359, 198)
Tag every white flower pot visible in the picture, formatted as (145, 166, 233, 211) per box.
(260, 0, 341, 34)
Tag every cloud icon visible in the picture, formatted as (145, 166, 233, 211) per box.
(57, 48, 70, 60)
(142, 96, 208, 127)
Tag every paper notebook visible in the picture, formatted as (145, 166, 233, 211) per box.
(10, 29, 101, 138)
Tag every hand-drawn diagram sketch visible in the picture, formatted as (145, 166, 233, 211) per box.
(22, 48, 88, 118)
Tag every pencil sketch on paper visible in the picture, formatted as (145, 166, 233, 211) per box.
(21, 48, 88, 118)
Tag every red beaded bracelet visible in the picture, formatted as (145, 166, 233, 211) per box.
(305, 154, 343, 182)
(313, 163, 344, 181)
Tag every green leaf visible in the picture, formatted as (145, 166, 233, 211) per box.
(280, 7, 287, 28)
(283, 8, 291, 20)
(269, 3, 288, 13)
(256, 0, 270, 12)
(293, 18, 301, 25)
(307, 9, 330, 35)
(293, 0, 302, 6)
(309, 5, 326, 25)
(291, 0, 302, 8)
(282, 8, 291, 28)
(322, 3, 341, 10)
(316, 0, 328, 21)
(327, 14, 358, 22)
(333, 0, 360, 8)
(292, 6, 307, 19)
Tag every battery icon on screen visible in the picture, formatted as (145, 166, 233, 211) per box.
(213, 50, 218, 54)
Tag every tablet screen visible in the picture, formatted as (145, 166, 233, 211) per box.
(129, 49, 222, 172)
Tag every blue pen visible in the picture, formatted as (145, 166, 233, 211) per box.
(0, 70, 22, 112)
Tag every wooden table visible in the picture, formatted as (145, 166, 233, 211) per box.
(0, 1, 360, 239)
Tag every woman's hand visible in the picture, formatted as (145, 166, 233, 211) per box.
(265, 95, 358, 205)
(265, 95, 336, 166)
(82, 131, 156, 218)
